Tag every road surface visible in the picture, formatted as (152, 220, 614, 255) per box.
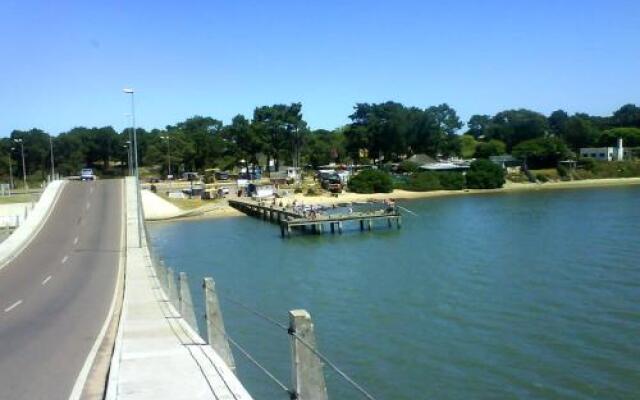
(0, 180, 123, 400)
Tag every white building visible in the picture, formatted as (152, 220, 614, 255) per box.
(580, 138, 630, 161)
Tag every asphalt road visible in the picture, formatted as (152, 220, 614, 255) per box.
(0, 179, 123, 400)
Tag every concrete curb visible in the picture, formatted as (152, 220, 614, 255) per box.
(0, 180, 67, 270)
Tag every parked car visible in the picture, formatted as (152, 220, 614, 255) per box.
(80, 168, 95, 181)
(215, 171, 230, 180)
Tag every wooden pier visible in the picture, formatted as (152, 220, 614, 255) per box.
(228, 199, 402, 238)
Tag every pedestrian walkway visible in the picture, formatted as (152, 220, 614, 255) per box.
(106, 178, 252, 400)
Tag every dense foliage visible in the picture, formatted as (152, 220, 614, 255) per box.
(1, 102, 639, 184)
(348, 170, 393, 193)
(465, 159, 505, 189)
(400, 171, 465, 191)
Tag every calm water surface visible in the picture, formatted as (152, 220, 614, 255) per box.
(148, 186, 640, 399)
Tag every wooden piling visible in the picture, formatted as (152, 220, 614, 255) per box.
(289, 310, 328, 400)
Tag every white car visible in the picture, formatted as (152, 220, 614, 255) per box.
(80, 168, 95, 181)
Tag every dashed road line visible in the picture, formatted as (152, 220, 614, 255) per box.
(42, 275, 52, 285)
(74, 236, 79, 245)
(62, 255, 69, 264)
(86, 202, 90, 210)
(4, 300, 23, 313)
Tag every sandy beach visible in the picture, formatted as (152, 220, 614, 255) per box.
(146, 177, 640, 221)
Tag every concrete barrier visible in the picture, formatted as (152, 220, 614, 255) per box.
(0, 181, 66, 270)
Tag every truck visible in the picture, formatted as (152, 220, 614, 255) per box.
(80, 168, 95, 181)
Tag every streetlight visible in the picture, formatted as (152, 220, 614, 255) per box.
(123, 142, 131, 176)
(123, 87, 142, 246)
(49, 135, 55, 181)
(160, 134, 172, 189)
(124, 140, 132, 176)
(13, 138, 27, 193)
(8, 147, 14, 192)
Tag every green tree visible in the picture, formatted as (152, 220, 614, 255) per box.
(348, 169, 393, 193)
(465, 159, 505, 189)
(563, 116, 599, 150)
(612, 104, 640, 127)
(486, 109, 549, 150)
(598, 127, 640, 147)
(474, 139, 506, 158)
(467, 114, 491, 139)
(460, 135, 478, 158)
(512, 137, 570, 169)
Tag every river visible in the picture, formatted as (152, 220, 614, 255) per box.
(147, 185, 640, 399)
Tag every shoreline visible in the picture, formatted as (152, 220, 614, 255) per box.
(147, 177, 640, 222)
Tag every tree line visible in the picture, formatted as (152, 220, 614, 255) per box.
(1, 102, 639, 182)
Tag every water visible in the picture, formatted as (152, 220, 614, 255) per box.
(148, 186, 640, 399)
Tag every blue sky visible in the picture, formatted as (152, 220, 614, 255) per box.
(1, 0, 639, 135)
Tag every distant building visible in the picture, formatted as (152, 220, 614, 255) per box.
(580, 138, 630, 161)
(489, 155, 522, 174)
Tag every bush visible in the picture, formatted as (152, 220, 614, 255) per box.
(403, 172, 441, 191)
(348, 169, 393, 193)
(397, 160, 420, 173)
(535, 173, 549, 183)
(466, 159, 505, 189)
(305, 187, 319, 196)
(294, 187, 303, 194)
(438, 172, 465, 190)
(557, 165, 569, 178)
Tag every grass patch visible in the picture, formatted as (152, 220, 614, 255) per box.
(0, 194, 34, 204)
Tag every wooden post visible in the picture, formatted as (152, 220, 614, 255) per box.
(203, 277, 236, 372)
(289, 310, 328, 400)
(281, 223, 286, 238)
(330, 223, 335, 234)
(360, 220, 364, 231)
(338, 221, 343, 234)
(367, 219, 372, 230)
(179, 272, 199, 334)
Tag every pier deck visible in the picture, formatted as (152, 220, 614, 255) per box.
(228, 198, 401, 238)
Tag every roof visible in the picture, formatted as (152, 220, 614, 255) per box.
(407, 154, 436, 165)
(489, 155, 518, 163)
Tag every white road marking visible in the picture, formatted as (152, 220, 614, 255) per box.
(86, 202, 90, 210)
(4, 300, 23, 313)
(74, 236, 79, 245)
(62, 255, 69, 264)
(42, 275, 52, 285)
(90, 186, 94, 194)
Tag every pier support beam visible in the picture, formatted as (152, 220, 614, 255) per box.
(360, 220, 364, 231)
(397, 216, 402, 229)
(179, 272, 199, 334)
(289, 310, 328, 400)
(367, 219, 372, 231)
(338, 222, 343, 234)
(330, 223, 335, 234)
(203, 277, 236, 372)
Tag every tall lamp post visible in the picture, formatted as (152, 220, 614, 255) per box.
(123, 88, 142, 246)
(49, 135, 55, 181)
(13, 138, 27, 193)
(8, 147, 14, 192)
(160, 134, 172, 189)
